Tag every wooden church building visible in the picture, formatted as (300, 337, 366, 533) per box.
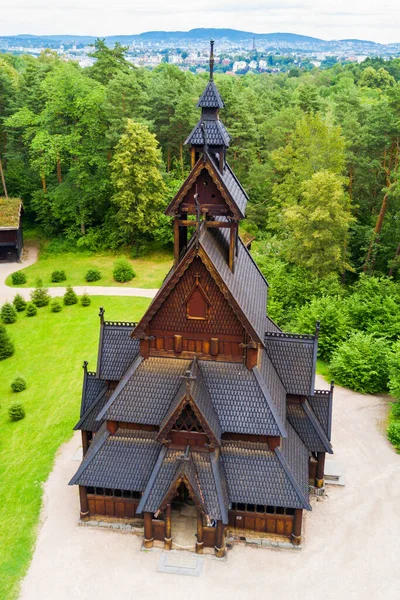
(70, 42, 333, 556)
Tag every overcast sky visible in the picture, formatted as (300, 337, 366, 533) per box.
(1, 0, 399, 44)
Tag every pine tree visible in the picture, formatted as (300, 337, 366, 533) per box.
(0, 324, 14, 360)
(1, 302, 17, 324)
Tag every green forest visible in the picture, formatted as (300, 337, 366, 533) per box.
(0, 41, 400, 447)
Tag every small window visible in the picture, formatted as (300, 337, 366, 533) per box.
(246, 504, 255, 512)
(187, 288, 209, 320)
(131, 491, 141, 499)
(237, 503, 246, 511)
(95, 487, 104, 496)
(114, 489, 122, 497)
(87, 486, 94, 495)
(276, 507, 285, 515)
(105, 488, 113, 496)
(286, 507, 295, 516)
(230, 503, 236, 511)
(266, 506, 275, 514)
(123, 490, 131, 498)
(256, 505, 265, 514)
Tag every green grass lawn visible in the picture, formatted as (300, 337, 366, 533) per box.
(0, 295, 151, 600)
(316, 359, 332, 383)
(6, 248, 173, 289)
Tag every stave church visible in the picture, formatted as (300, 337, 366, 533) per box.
(69, 41, 333, 557)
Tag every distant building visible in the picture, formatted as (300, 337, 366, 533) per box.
(232, 60, 247, 73)
(0, 197, 23, 262)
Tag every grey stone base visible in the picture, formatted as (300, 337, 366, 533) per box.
(226, 535, 302, 551)
(79, 519, 144, 535)
(309, 485, 326, 496)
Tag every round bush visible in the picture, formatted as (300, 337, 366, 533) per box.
(13, 293, 26, 312)
(11, 271, 27, 285)
(81, 293, 91, 307)
(387, 420, 400, 451)
(0, 324, 14, 361)
(26, 303, 37, 317)
(1, 302, 17, 324)
(30, 280, 50, 307)
(330, 332, 390, 394)
(51, 299, 62, 313)
(51, 270, 66, 283)
(63, 285, 78, 305)
(11, 376, 27, 393)
(85, 268, 101, 282)
(113, 258, 135, 283)
(9, 403, 25, 422)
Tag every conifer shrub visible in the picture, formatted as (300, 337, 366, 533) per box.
(51, 270, 66, 283)
(85, 268, 101, 282)
(26, 303, 37, 317)
(0, 324, 14, 360)
(8, 403, 25, 422)
(330, 332, 390, 394)
(81, 293, 91, 307)
(11, 271, 27, 285)
(63, 286, 78, 305)
(113, 258, 135, 283)
(13, 293, 27, 312)
(30, 278, 50, 307)
(50, 299, 62, 313)
(11, 377, 27, 393)
(1, 302, 17, 324)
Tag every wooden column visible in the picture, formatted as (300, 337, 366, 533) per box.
(245, 345, 259, 370)
(191, 147, 196, 168)
(214, 520, 226, 558)
(309, 455, 318, 484)
(174, 217, 180, 266)
(143, 512, 154, 548)
(196, 511, 204, 554)
(229, 223, 236, 272)
(291, 509, 303, 546)
(164, 504, 172, 550)
(316, 452, 326, 488)
(79, 486, 89, 520)
(81, 431, 89, 456)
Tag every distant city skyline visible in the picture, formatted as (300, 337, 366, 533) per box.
(1, 1, 399, 45)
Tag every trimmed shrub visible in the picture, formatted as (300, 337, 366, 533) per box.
(11, 376, 26, 393)
(11, 271, 27, 285)
(51, 299, 62, 313)
(30, 279, 50, 307)
(113, 258, 135, 283)
(26, 303, 37, 317)
(63, 285, 78, 305)
(85, 268, 101, 282)
(13, 293, 26, 312)
(330, 332, 390, 394)
(387, 420, 400, 451)
(9, 403, 25, 422)
(81, 293, 91, 307)
(1, 302, 17, 324)
(0, 324, 14, 360)
(51, 270, 66, 283)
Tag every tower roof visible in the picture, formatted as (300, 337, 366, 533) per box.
(197, 80, 225, 109)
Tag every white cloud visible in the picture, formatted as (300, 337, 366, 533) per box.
(0, 0, 398, 44)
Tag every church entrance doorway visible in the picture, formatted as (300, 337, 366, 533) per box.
(170, 482, 198, 550)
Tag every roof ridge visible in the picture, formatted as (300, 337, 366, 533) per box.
(210, 451, 229, 524)
(74, 385, 108, 431)
(136, 445, 168, 515)
(275, 446, 311, 510)
(68, 424, 110, 485)
(303, 400, 333, 453)
(96, 354, 144, 422)
(252, 366, 287, 437)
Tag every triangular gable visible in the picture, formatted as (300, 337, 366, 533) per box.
(165, 154, 245, 219)
(197, 80, 225, 109)
(132, 239, 263, 345)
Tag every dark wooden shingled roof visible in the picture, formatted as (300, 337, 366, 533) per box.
(185, 119, 230, 147)
(197, 80, 225, 109)
(308, 387, 333, 439)
(97, 320, 140, 380)
(286, 401, 333, 454)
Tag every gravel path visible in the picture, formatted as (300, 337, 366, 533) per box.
(18, 376, 400, 600)
(0, 245, 158, 304)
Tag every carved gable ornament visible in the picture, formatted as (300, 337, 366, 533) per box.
(184, 274, 211, 321)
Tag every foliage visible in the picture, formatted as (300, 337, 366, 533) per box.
(80, 293, 91, 307)
(0, 324, 14, 360)
(13, 294, 26, 312)
(1, 302, 17, 324)
(11, 377, 26, 393)
(388, 341, 400, 401)
(8, 403, 25, 422)
(50, 299, 62, 313)
(85, 268, 101, 282)
(25, 303, 37, 317)
(112, 258, 135, 283)
(11, 271, 27, 285)
(30, 279, 50, 307)
(63, 285, 78, 305)
(330, 333, 390, 394)
(51, 270, 66, 283)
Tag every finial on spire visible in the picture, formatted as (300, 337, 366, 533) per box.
(209, 39, 215, 81)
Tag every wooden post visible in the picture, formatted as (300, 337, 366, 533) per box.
(229, 223, 236, 272)
(174, 335, 183, 354)
(214, 520, 225, 558)
(291, 509, 303, 546)
(196, 511, 204, 554)
(174, 218, 180, 266)
(164, 504, 172, 550)
(79, 486, 89, 520)
(191, 147, 196, 168)
(309, 455, 318, 485)
(81, 431, 89, 456)
(143, 512, 154, 548)
(316, 452, 326, 488)
(245, 345, 259, 370)
(210, 338, 219, 357)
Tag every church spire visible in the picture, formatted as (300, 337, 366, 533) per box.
(209, 39, 215, 81)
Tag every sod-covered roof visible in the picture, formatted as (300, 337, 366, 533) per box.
(0, 197, 22, 229)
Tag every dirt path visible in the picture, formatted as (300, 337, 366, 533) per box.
(0, 245, 158, 304)
(18, 376, 400, 600)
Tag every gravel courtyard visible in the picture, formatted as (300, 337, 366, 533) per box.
(19, 375, 400, 600)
